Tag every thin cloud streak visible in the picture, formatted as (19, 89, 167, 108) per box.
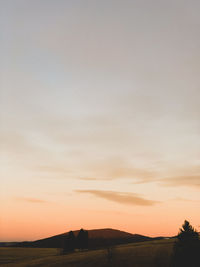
(78, 177, 100, 181)
(173, 197, 200, 203)
(75, 190, 160, 206)
(160, 175, 200, 189)
(15, 197, 48, 203)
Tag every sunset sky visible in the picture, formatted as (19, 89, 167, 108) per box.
(1, 0, 200, 241)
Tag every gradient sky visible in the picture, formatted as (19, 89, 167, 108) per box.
(1, 0, 200, 241)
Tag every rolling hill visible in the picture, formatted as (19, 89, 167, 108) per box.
(16, 228, 156, 249)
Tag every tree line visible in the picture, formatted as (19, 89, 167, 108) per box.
(62, 228, 88, 254)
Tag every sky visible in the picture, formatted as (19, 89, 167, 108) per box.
(0, 0, 200, 241)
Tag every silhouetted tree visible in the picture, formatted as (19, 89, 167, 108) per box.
(77, 229, 89, 250)
(62, 231, 76, 254)
(171, 220, 200, 267)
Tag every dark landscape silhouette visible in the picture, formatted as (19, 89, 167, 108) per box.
(0, 220, 199, 266)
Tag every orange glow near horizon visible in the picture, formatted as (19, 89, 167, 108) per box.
(1, 194, 200, 241)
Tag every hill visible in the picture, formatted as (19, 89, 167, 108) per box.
(16, 228, 155, 249)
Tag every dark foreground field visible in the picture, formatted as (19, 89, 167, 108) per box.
(0, 239, 174, 267)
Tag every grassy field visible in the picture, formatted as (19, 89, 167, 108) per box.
(0, 239, 175, 267)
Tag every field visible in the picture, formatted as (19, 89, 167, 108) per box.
(0, 239, 175, 267)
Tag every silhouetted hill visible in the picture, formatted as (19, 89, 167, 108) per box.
(16, 228, 157, 249)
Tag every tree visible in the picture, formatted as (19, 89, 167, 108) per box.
(62, 231, 76, 254)
(77, 229, 89, 250)
(171, 220, 200, 267)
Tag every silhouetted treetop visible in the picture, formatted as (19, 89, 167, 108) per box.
(77, 229, 89, 250)
(171, 220, 200, 267)
(178, 220, 199, 243)
(62, 230, 76, 254)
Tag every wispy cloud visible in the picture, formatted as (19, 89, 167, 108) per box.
(173, 197, 200, 203)
(34, 157, 159, 182)
(15, 197, 48, 203)
(75, 190, 160, 206)
(160, 175, 200, 189)
(78, 177, 100, 181)
(76, 158, 158, 182)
